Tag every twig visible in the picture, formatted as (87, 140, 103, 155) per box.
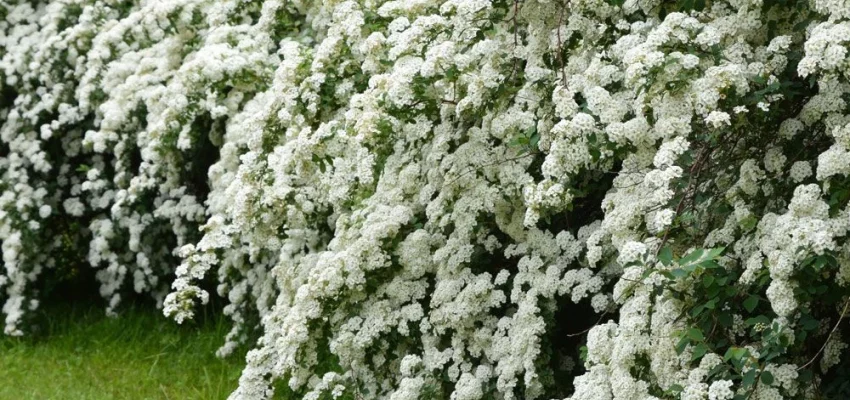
(797, 298, 850, 371)
(443, 151, 539, 187)
(507, 0, 523, 83)
(556, 2, 567, 86)
(654, 144, 712, 257)
(566, 310, 611, 337)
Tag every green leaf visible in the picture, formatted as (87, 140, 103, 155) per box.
(800, 255, 817, 268)
(659, 246, 673, 266)
(529, 132, 540, 149)
(679, 247, 724, 271)
(687, 328, 705, 341)
(718, 312, 733, 327)
(800, 315, 819, 330)
(675, 335, 689, 354)
(764, 350, 781, 362)
(708, 363, 728, 377)
(312, 154, 328, 173)
(671, 268, 689, 279)
(743, 295, 759, 313)
(793, 18, 811, 32)
(724, 346, 748, 361)
(692, 343, 709, 361)
(813, 255, 829, 270)
(679, 249, 704, 265)
(740, 215, 758, 231)
(707, 285, 721, 298)
(742, 369, 757, 388)
(690, 304, 705, 317)
(745, 315, 770, 326)
(702, 274, 715, 287)
(704, 247, 725, 260)
(761, 370, 774, 385)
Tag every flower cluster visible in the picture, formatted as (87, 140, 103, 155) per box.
(3, 0, 850, 398)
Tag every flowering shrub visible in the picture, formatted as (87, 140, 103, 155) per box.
(3, 0, 850, 398)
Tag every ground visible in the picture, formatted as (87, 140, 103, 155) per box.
(0, 304, 245, 400)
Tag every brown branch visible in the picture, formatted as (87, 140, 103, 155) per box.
(566, 309, 611, 337)
(556, 2, 567, 86)
(505, 0, 523, 83)
(443, 151, 539, 188)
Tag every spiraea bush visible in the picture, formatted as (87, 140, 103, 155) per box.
(3, 0, 850, 398)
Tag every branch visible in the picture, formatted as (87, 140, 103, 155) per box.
(797, 298, 850, 371)
(568, 145, 713, 337)
(654, 143, 713, 257)
(556, 2, 567, 86)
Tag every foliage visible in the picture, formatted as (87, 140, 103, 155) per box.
(2, 0, 850, 399)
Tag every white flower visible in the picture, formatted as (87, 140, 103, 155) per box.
(3, 0, 850, 399)
(790, 161, 812, 182)
(38, 205, 52, 219)
(708, 380, 735, 400)
(705, 111, 731, 128)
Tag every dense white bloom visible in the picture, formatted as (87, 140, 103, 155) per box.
(821, 333, 848, 372)
(705, 111, 731, 128)
(708, 380, 735, 400)
(2, 0, 850, 398)
(790, 161, 812, 183)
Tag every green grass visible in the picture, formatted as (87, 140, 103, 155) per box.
(0, 304, 246, 400)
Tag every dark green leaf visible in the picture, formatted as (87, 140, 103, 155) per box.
(742, 369, 757, 388)
(718, 312, 733, 327)
(761, 371, 774, 385)
(743, 295, 759, 313)
(801, 315, 819, 330)
(675, 335, 689, 354)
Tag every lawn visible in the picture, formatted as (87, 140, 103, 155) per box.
(0, 304, 246, 400)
